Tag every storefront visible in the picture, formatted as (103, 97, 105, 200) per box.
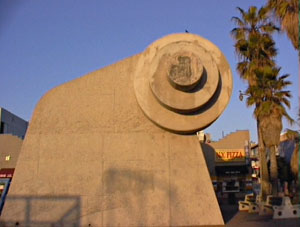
(0, 168, 14, 215)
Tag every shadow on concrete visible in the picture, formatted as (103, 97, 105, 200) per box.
(0, 195, 81, 226)
(103, 168, 181, 226)
(0, 168, 219, 226)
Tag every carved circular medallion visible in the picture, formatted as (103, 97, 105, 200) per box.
(167, 53, 203, 91)
(134, 33, 233, 133)
(149, 42, 219, 112)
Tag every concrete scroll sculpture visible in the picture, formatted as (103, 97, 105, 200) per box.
(1, 34, 232, 226)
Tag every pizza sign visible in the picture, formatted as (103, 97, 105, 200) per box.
(0, 169, 14, 178)
(215, 149, 245, 162)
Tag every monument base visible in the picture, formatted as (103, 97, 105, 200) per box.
(1, 133, 223, 226)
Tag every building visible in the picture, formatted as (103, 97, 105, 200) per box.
(0, 107, 28, 214)
(0, 135, 24, 214)
(0, 107, 28, 139)
(249, 143, 259, 179)
(278, 132, 297, 164)
(201, 130, 252, 201)
(248, 131, 298, 196)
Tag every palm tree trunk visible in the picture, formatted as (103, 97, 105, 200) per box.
(269, 145, 278, 195)
(290, 142, 299, 179)
(258, 122, 270, 200)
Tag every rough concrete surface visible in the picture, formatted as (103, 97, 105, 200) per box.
(1, 33, 232, 226)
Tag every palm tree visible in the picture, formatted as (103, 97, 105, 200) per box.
(231, 6, 280, 199)
(266, 0, 299, 197)
(246, 66, 293, 195)
(231, 7, 278, 85)
(266, 0, 299, 50)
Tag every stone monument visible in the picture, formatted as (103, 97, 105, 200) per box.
(1, 34, 232, 226)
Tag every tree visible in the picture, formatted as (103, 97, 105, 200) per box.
(267, 0, 299, 50)
(246, 66, 293, 195)
(231, 6, 280, 199)
(266, 0, 299, 197)
(231, 6, 278, 86)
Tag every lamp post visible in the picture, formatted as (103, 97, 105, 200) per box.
(239, 90, 249, 101)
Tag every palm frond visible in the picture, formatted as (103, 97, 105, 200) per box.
(231, 16, 245, 27)
(267, 0, 299, 50)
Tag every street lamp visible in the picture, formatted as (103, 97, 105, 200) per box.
(239, 90, 249, 101)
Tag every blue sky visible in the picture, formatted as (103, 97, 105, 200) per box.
(0, 0, 298, 142)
